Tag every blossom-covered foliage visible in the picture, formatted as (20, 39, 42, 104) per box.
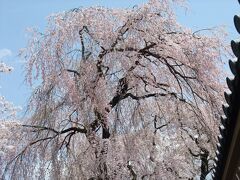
(0, 62, 13, 73)
(0, 63, 19, 121)
(0, 63, 22, 177)
(0, 121, 22, 177)
(5, 0, 228, 179)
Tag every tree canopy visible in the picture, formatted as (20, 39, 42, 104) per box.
(3, 0, 229, 179)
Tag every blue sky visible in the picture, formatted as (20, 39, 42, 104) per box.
(0, 0, 239, 116)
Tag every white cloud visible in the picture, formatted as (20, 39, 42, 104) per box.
(0, 49, 12, 59)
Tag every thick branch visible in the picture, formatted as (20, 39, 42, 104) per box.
(154, 115, 169, 132)
(23, 125, 87, 134)
(127, 163, 137, 180)
(66, 69, 80, 76)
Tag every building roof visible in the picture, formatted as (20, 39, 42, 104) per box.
(212, 5, 240, 179)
